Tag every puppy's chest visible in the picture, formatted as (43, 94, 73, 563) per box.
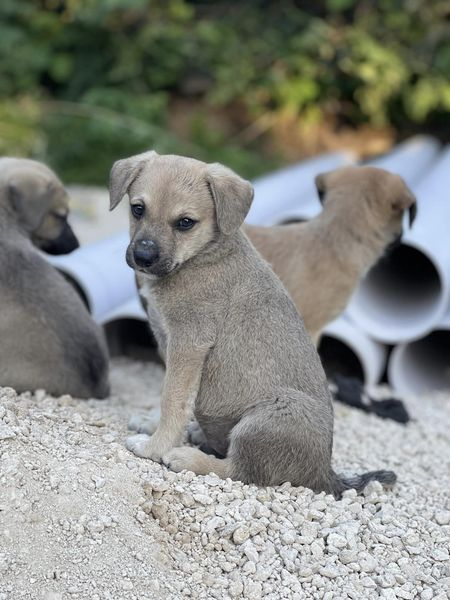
(140, 276, 221, 340)
(139, 280, 169, 343)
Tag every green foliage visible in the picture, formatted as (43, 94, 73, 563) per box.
(0, 0, 448, 184)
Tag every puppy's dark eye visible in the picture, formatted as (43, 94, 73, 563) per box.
(176, 217, 196, 231)
(131, 204, 145, 219)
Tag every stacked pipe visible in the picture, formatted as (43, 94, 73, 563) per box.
(48, 137, 450, 396)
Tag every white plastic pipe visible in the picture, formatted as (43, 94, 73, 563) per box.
(100, 297, 158, 359)
(347, 144, 450, 344)
(366, 135, 441, 188)
(245, 151, 355, 225)
(388, 306, 450, 396)
(319, 315, 387, 386)
(46, 232, 136, 322)
(100, 296, 146, 325)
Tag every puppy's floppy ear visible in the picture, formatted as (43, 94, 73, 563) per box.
(314, 172, 329, 205)
(7, 178, 48, 232)
(8, 181, 23, 215)
(391, 183, 417, 229)
(408, 203, 417, 228)
(109, 150, 157, 211)
(206, 163, 254, 235)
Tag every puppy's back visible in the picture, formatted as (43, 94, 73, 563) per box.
(196, 233, 332, 413)
(0, 240, 109, 398)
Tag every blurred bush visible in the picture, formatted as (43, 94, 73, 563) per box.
(0, 0, 448, 184)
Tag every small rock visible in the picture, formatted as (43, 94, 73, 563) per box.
(243, 561, 256, 574)
(280, 530, 296, 545)
(327, 532, 347, 549)
(310, 540, 324, 559)
(359, 551, 378, 573)
(233, 526, 250, 545)
(204, 516, 225, 534)
(395, 587, 413, 600)
(221, 561, 235, 573)
(121, 579, 133, 591)
(193, 493, 213, 505)
(151, 502, 169, 526)
(243, 542, 259, 563)
(432, 548, 449, 561)
(434, 510, 450, 526)
(243, 580, 262, 600)
(361, 576, 377, 588)
(229, 580, 244, 597)
(0, 423, 15, 440)
(148, 579, 160, 592)
(363, 480, 383, 497)
(319, 564, 340, 579)
(339, 549, 358, 564)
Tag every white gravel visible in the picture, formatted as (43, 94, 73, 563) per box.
(1, 357, 449, 600)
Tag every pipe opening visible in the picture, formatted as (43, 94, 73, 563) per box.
(318, 336, 364, 382)
(104, 319, 162, 363)
(393, 330, 450, 394)
(351, 244, 443, 339)
(279, 218, 307, 225)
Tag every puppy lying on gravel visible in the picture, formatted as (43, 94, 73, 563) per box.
(110, 151, 395, 496)
(245, 166, 417, 344)
(0, 158, 110, 398)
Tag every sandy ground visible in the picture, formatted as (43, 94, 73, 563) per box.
(1, 356, 449, 600)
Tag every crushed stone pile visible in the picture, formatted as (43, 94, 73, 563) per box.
(1, 357, 449, 600)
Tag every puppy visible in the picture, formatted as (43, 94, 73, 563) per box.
(0, 158, 110, 398)
(110, 151, 395, 496)
(245, 166, 417, 344)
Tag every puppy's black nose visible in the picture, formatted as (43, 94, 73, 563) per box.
(133, 239, 159, 268)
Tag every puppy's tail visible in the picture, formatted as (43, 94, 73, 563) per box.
(330, 469, 397, 499)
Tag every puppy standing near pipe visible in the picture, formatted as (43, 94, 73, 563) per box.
(0, 158, 110, 398)
(245, 166, 417, 345)
(110, 151, 395, 496)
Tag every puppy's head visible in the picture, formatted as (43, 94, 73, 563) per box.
(314, 165, 417, 246)
(109, 151, 254, 278)
(0, 158, 79, 255)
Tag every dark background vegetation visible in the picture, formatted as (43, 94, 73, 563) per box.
(1, 0, 449, 184)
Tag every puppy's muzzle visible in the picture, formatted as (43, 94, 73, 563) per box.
(133, 239, 160, 268)
(40, 221, 80, 255)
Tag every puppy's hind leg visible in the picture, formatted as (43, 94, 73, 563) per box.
(225, 391, 396, 496)
(226, 390, 335, 491)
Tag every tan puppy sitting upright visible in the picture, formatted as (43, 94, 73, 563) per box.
(245, 166, 417, 344)
(110, 151, 395, 496)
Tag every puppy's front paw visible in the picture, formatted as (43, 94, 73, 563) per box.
(126, 433, 165, 462)
(162, 446, 199, 473)
(128, 409, 160, 435)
